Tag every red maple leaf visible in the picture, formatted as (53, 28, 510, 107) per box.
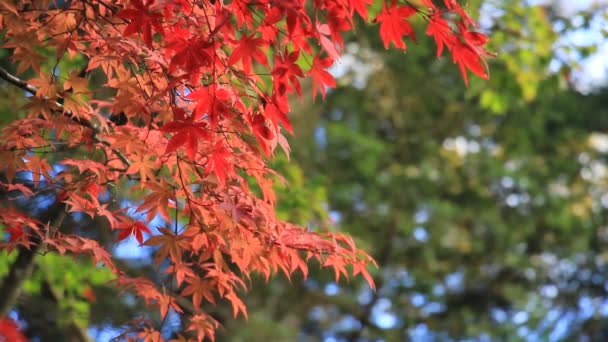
(326, 3, 352, 48)
(165, 26, 213, 77)
(160, 108, 210, 160)
(376, 1, 417, 50)
(5, 225, 23, 242)
(308, 54, 336, 100)
(228, 34, 269, 75)
(272, 50, 304, 98)
(251, 114, 275, 156)
(0, 318, 27, 342)
(117, 0, 164, 47)
(283, 20, 313, 55)
(349, 0, 373, 20)
(263, 99, 293, 135)
(117, 221, 152, 245)
(426, 12, 452, 58)
(186, 85, 233, 129)
(205, 141, 233, 187)
(451, 40, 489, 85)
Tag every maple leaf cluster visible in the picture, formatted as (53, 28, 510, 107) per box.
(0, 0, 489, 340)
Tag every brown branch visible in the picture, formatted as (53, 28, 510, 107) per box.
(0, 66, 131, 168)
(0, 246, 40, 317)
(41, 277, 94, 342)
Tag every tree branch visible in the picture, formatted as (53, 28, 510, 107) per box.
(0, 246, 40, 317)
(0, 66, 131, 168)
(41, 277, 94, 342)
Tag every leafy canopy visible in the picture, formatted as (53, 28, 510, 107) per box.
(0, 0, 489, 339)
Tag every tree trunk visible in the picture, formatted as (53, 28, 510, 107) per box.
(0, 204, 66, 317)
(0, 245, 40, 317)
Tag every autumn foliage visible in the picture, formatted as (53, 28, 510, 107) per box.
(0, 318, 27, 342)
(0, 0, 489, 340)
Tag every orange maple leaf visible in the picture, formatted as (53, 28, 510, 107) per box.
(125, 155, 158, 183)
(29, 72, 57, 99)
(144, 227, 189, 265)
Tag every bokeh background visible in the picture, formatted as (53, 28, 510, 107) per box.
(224, 1, 608, 340)
(2, 0, 608, 341)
